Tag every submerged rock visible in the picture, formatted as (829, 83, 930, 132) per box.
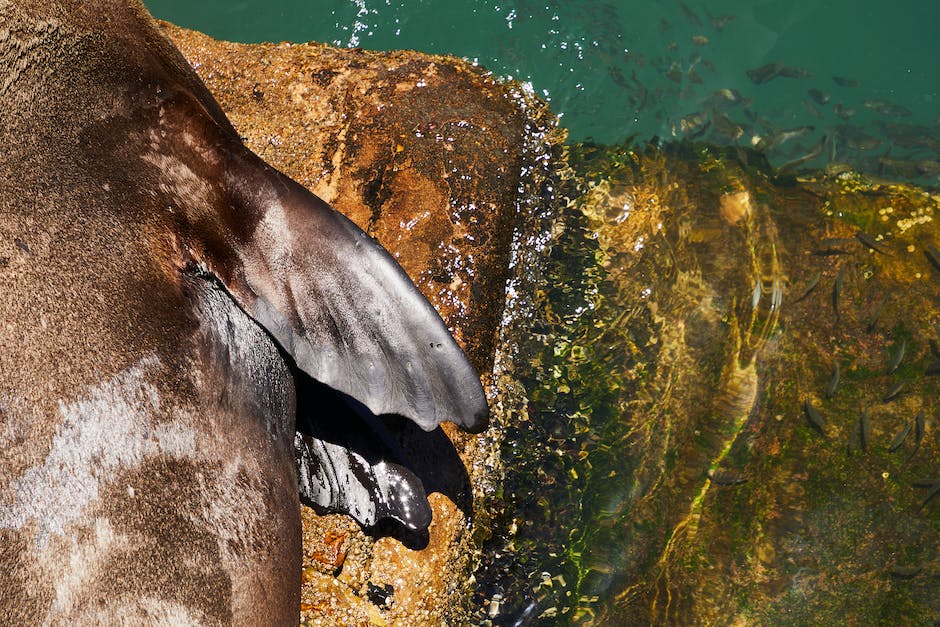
(485, 140, 940, 624)
(162, 23, 558, 625)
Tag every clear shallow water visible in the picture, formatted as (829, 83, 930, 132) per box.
(148, 0, 940, 179)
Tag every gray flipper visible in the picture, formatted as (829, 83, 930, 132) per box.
(295, 433, 432, 530)
(221, 152, 489, 435)
(153, 93, 488, 435)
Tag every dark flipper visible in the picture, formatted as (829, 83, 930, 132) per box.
(154, 92, 488, 434)
(236, 174, 489, 433)
(295, 433, 432, 530)
(291, 376, 475, 529)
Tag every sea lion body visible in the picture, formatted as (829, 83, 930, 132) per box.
(0, 1, 487, 623)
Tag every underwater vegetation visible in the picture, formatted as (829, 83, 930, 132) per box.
(480, 140, 940, 624)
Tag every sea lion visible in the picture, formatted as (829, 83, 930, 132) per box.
(0, 1, 488, 624)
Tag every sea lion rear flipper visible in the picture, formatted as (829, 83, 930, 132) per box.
(212, 150, 489, 435)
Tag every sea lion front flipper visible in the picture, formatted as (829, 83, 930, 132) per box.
(215, 151, 489, 434)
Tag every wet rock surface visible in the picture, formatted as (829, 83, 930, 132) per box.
(162, 22, 556, 625)
(483, 141, 940, 624)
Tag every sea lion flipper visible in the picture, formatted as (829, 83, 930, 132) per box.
(295, 431, 432, 530)
(214, 156, 489, 434)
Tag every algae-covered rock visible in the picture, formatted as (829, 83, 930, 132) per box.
(160, 23, 558, 625)
(486, 141, 940, 624)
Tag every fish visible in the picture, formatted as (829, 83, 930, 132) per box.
(808, 88, 830, 105)
(888, 420, 912, 452)
(918, 483, 940, 511)
(803, 99, 824, 120)
(887, 338, 907, 375)
(678, 0, 704, 27)
(839, 129, 881, 152)
(864, 99, 912, 117)
(746, 63, 784, 85)
(678, 111, 710, 138)
(804, 400, 827, 436)
(832, 266, 844, 320)
(813, 237, 855, 256)
(692, 35, 710, 46)
(833, 104, 856, 120)
(794, 271, 825, 302)
(755, 125, 816, 152)
(866, 296, 887, 333)
(778, 66, 812, 79)
(825, 361, 841, 399)
(794, 271, 822, 302)
(710, 112, 744, 142)
(856, 230, 891, 255)
(883, 381, 906, 402)
(832, 76, 860, 87)
(860, 411, 873, 450)
(907, 410, 926, 461)
(777, 135, 827, 174)
(708, 14, 735, 31)
(924, 244, 940, 272)
(887, 565, 922, 579)
(706, 468, 748, 485)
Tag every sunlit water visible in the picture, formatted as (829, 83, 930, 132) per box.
(145, 1, 940, 623)
(150, 0, 940, 181)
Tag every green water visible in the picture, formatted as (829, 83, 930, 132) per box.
(147, 0, 940, 179)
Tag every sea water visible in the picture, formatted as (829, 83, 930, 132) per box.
(148, 0, 939, 180)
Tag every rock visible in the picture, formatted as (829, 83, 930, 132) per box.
(161, 22, 558, 624)
(486, 140, 940, 623)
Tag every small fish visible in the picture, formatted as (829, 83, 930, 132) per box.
(887, 338, 906, 374)
(755, 125, 816, 152)
(888, 420, 912, 452)
(825, 361, 840, 399)
(856, 230, 890, 255)
(883, 380, 906, 402)
(842, 132, 881, 152)
(865, 296, 887, 333)
(832, 75, 860, 87)
(692, 35, 709, 46)
(794, 271, 821, 302)
(679, 111, 710, 138)
(802, 99, 824, 120)
(804, 400, 827, 436)
(864, 99, 912, 117)
(807, 88, 830, 105)
(907, 410, 926, 461)
(833, 103, 856, 120)
(813, 237, 854, 255)
(887, 565, 922, 579)
(860, 411, 872, 450)
(746, 63, 784, 85)
(832, 266, 844, 320)
(707, 13, 735, 31)
(777, 135, 827, 174)
(678, 0, 704, 27)
(778, 66, 812, 79)
(706, 468, 748, 486)
(710, 112, 743, 141)
(924, 244, 940, 272)
(917, 483, 940, 511)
